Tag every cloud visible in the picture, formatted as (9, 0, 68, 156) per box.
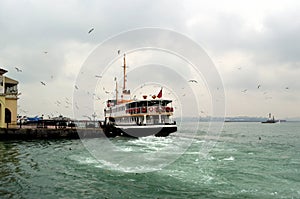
(0, 0, 299, 118)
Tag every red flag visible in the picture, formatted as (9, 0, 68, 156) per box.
(157, 88, 162, 98)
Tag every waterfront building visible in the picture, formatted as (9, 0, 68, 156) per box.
(0, 68, 18, 128)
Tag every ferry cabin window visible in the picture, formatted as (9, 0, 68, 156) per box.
(137, 101, 148, 107)
(124, 100, 172, 110)
(146, 100, 171, 107)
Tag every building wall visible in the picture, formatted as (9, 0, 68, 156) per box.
(5, 98, 18, 125)
(0, 96, 6, 128)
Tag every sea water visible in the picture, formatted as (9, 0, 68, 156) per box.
(1, 122, 300, 198)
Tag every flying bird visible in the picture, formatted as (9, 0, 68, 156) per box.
(241, 89, 247, 93)
(117, 50, 121, 55)
(285, 87, 289, 90)
(95, 75, 102, 78)
(55, 101, 61, 106)
(88, 28, 94, 34)
(257, 84, 261, 89)
(40, 81, 46, 86)
(75, 85, 79, 90)
(15, 67, 22, 72)
(44, 51, 48, 54)
(188, 80, 198, 83)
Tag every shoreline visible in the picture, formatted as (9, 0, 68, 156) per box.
(0, 128, 105, 140)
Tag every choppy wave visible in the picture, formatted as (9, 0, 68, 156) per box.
(1, 122, 300, 198)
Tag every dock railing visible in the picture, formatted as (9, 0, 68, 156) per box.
(7, 120, 101, 129)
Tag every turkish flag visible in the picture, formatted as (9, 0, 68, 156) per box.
(157, 88, 162, 98)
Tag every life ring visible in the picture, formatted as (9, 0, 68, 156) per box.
(142, 107, 147, 113)
(148, 107, 153, 112)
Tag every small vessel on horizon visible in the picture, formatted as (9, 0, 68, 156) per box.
(261, 113, 278, 124)
(100, 54, 177, 138)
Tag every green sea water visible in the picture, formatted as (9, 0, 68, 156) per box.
(1, 122, 300, 198)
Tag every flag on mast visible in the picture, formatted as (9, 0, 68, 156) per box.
(157, 87, 163, 98)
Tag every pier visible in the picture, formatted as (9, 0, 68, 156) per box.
(0, 120, 106, 140)
(0, 127, 105, 140)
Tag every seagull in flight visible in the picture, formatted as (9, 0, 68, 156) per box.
(75, 85, 79, 90)
(188, 79, 198, 83)
(40, 81, 46, 86)
(257, 84, 261, 89)
(88, 28, 94, 34)
(95, 75, 102, 78)
(241, 89, 247, 93)
(117, 50, 121, 55)
(15, 67, 22, 72)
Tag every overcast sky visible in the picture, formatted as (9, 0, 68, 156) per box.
(0, 0, 299, 119)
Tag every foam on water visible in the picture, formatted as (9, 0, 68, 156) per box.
(71, 154, 164, 173)
(223, 156, 235, 161)
(94, 159, 165, 173)
(114, 146, 134, 152)
(70, 155, 99, 165)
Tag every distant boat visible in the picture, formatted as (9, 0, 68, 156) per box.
(261, 113, 278, 124)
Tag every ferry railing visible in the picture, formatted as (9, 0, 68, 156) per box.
(126, 106, 174, 114)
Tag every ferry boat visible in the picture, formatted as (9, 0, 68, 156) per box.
(100, 55, 177, 138)
(261, 113, 278, 124)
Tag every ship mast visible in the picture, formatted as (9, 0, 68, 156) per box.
(121, 53, 130, 101)
(115, 77, 118, 105)
(123, 54, 126, 92)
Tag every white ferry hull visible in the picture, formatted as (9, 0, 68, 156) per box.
(102, 124, 177, 138)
